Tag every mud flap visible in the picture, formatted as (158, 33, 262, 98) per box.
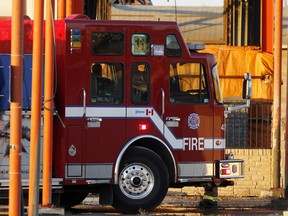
(99, 185, 113, 205)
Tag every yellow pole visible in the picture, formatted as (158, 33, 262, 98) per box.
(42, 0, 55, 206)
(28, 0, 44, 215)
(66, 0, 73, 16)
(272, 0, 282, 189)
(9, 0, 24, 215)
(57, 0, 66, 19)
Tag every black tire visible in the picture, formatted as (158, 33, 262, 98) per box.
(112, 146, 169, 214)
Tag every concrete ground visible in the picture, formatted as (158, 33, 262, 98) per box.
(0, 192, 287, 215)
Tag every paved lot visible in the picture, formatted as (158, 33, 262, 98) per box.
(1, 192, 288, 215)
(67, 192, 288, 215)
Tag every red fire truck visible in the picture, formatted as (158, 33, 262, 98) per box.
(0, 15, 251, 213)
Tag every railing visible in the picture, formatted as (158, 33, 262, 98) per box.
(225, 100, 272, 148)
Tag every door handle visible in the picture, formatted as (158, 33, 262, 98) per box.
(81, 88, 86, 117)
(160, 88, 165, 118)
(166, 117, 181, 122)
(88, 117, 102, 122)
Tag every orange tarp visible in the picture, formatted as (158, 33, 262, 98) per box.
(201, 46, 274, 101)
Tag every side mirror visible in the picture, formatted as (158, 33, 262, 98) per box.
(242, 72, 252, 100)
(225, 72, 252, 117)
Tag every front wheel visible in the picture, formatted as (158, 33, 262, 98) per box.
(112, 146, 169, 214)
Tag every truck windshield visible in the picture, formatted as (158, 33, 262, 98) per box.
(212, 63, 223, 104)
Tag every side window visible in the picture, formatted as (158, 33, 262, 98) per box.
(131, 63, 150, 104)
(169, 63, 209, 104)
(166, 34, 182, 57)
(91, 32, 124, 55)
(90, 62, 123, 104)
(131, 34, 150, 56)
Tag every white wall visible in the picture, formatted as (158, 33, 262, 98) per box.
(0, 0, 58, 20)
(0, 0, 34, 19)
(0, 0, 12, 17)
(26, 0, 34, 19)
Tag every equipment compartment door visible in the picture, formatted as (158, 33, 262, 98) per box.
(66, 126, 83, 178)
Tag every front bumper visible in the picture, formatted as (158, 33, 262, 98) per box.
(217, 159, 244, 179)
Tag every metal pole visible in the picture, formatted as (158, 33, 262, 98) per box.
(286, 5, 288, 197)
(28, 0, 44, 215)
(262, 0, 274, 53)
(57, 0, 66, 19)
(66, 0, 73, 17)
(9, 0, 24, 215)
(272, 0, 282, 189)
(42, 0, 55, 206)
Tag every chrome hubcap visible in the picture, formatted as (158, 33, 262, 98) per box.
(119, 163, 154, 199)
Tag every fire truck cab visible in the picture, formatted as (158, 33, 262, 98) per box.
(0, 15, 251, 213)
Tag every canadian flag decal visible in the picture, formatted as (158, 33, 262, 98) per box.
(146, 109, 154, 116)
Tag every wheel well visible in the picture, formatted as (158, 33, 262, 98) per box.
(127, 138, 176, 184)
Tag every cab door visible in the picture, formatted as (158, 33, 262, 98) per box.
(83, 27, 126, 180)
(163, 60, 215, 179)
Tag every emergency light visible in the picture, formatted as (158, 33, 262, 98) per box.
(221, 168, 231, 175)
(139, 123, 149, 131)
(220, 163, 231, 175)
(70, 29, 82, 54)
